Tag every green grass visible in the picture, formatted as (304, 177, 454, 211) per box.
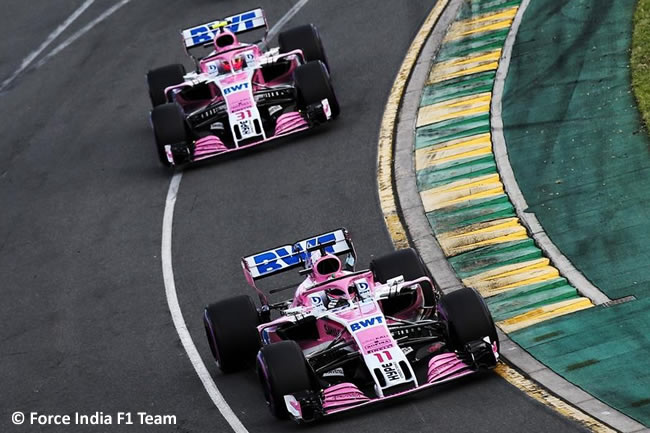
(631, 0, 650, 129)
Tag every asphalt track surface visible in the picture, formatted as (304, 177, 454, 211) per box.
(0, 1, 590, 432)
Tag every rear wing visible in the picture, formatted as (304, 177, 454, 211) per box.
(181, 8, 268, 51)
(242, 228, 356, 287)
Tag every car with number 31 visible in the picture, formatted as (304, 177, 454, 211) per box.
(146, 8, 339, 167)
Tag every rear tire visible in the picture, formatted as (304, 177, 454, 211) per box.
(370, 248, 436, 308)
(256, 341, 312, 419)
(204, 295, 261, 373)
(147, 63, 186, 107)
(279, 24, 329, 70)
(293, 61, 340, 118)
(439, 287, 498, 351)
(150, 103, 188, 167)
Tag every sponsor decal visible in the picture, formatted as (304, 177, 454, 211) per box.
(381, 362, 402, 382)
(239, 119, 253, 136)
(350, 315, 383, 332)
(189, 11, 261, 46)
(401, 346, 414, 356)
(328, 392, 364, 401)
(243, 51, 256, 64)
(206, 61, 219, 75)
(268, 105, 283, 117)
(354, 279, 371, 299)
(224, 11, 260, 33)
(252, 233, 338, 275)
(284, 395, 302, 418)
(223, 82, 249, 95)
(323, 368, 345, 377)
(164, 145, 174, 164)
(363, 335, 393, 354)
(321, 98, 331, 120)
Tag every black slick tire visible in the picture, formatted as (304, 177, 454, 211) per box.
(147, 63, 186, 107)
(279, 24, 329, 70)
(256, 341, 312, 419)
(293, 60, 340, 118)
(203, 295, 261, 373)
(439, 287, 499, 351)
(150, 103, 188, 167)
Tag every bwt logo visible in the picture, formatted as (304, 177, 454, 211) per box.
(223, 83, 249, 95)
(225, 11, 259, 33)
(350, 316, 383, 332)
(190, 12, 258, 45)
(253, 233, 337, 275)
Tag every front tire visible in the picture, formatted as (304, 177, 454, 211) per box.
(204, 295, 261, 373)
(439, 287, 498, 351)
(147, 63, 186, 107)
(279, 24, 329, 70)
(293, 61, 340, 118)
(256, 341, 313, 419)
(150, 103, 188, 167)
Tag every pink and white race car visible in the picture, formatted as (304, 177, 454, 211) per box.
(203, 229, 500, 422)
(147, 8, 338, 167)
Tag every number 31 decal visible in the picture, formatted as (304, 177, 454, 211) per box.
(235, 109, 253, 120)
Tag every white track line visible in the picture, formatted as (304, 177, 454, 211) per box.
(161, 2, 311, 431)
(0, 0, 96, 92)
(267, 0, 310, 40)
(35, 0, 133, 69)
(162, 172, 249, 432)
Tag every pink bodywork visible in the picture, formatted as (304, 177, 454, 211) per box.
(256, 270, 431, 355)
(249, 262, 498, 417)
(255, 270, 430, 344)
(162, 43, 312, 165)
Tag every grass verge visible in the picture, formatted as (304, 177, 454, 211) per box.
(631, 0, 650, 129)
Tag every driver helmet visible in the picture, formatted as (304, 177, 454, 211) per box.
(230, 55, 245, 71)
(324, 287, 348, 310)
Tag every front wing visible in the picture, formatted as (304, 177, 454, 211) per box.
(284, 342, 499, 423)
(165, 99, 333, 166)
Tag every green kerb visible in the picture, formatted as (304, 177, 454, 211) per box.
(415, 114, 490, 149)
(421, 71, 496, 105)
(458, 0, 521, 20)
(436, 29, 509, 62)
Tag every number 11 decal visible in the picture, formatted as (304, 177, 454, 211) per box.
(373, 350, 393, 363)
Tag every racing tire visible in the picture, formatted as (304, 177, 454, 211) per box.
(150, 103, 188, 167)
(439, 287, 499, 351)
(370, 248, 436, 308)
(147, 63, 186, 107)
(293, 61, 340, 118)
(256, 341, 313, 419)
(204, 295, 261, 373)
(279, 24, 329, 70)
